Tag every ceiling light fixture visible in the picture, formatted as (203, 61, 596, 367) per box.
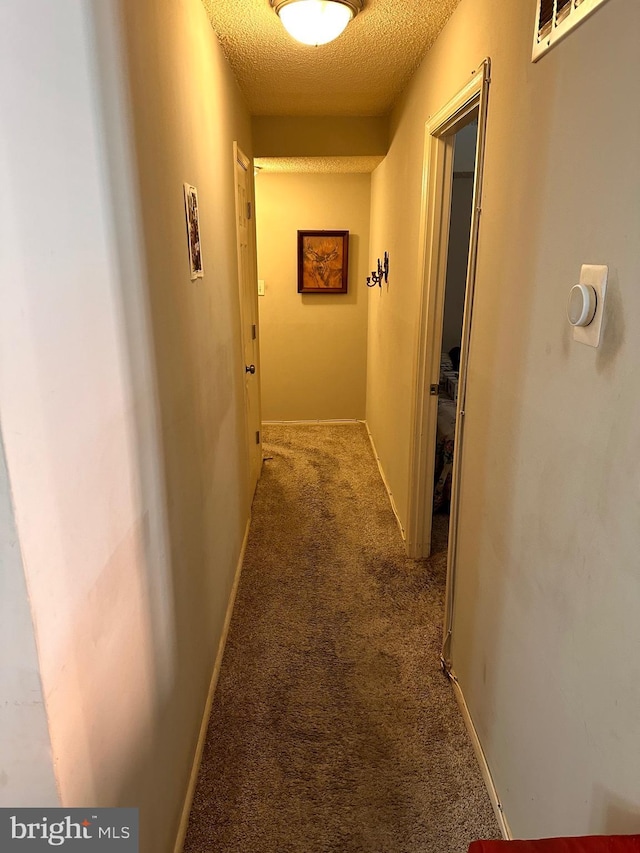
(271, 0, 363, 47)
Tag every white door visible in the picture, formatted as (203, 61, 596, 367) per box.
(234, 144, 262, 499)
(407, 61, 490, 562)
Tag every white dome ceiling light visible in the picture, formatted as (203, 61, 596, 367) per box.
(271, 0, 363, 47)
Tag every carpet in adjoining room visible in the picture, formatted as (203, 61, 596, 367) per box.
(183, 423, 500, 852)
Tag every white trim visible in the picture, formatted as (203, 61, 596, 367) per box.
(532, 0, 612, 62)
(448, 670, 512, 841)
(173, 518, 251, 853)
(262, 419, 362, 425)
(406, 60, 491, 561)
(364, 422, 406, 541)
(442, 62, 491, 663)
(235, 146, 251, 171)
(234, 141, 262, 502)
(405, 122, 455, 559)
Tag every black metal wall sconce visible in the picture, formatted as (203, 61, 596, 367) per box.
(367, 252, 389, 288)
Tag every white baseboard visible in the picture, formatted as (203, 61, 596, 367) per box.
(448, 669, 512, 841)
(173, 517, 251, 853)
(262, 419, 362, 425)
(363, 421, 406, 541)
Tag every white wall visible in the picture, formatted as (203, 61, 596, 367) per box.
(0, 1, 253, 849)
(0, 431, 58, 807)
(255, 172, 371, 421)
(367, 0, 640, 838)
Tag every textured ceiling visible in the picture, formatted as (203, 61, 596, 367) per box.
(201, 0, 462, 116)
(254, 155, 385, 173)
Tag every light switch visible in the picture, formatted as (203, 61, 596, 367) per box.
(569, 265, 607, 348)
(568, 284, 597, 327)
(257, 279, 265, 296)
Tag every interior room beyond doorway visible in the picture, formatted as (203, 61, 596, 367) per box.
(432, 120, 478, 531)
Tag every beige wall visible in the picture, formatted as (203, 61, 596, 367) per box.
(252, 115, 389, 157)
(255, 172, 370, 421)
(0, 1, 252, 850)
(367, 0, 640, 838)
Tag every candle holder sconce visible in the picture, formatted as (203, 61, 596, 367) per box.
(367, 252, 389, 288)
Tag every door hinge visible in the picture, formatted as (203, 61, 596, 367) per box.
(247, 201, 252, 220)
(256, 430, 260, 445)
(430, 383, 440, 396)
(251, 323, 257, 340)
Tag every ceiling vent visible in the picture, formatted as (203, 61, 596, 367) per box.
(532, 0, 611, 60)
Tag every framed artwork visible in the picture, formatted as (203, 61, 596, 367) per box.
(297, 230, 349, 294)
(183, 183, 204, 280)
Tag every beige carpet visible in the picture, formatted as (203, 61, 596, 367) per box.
(183, 423, 500, 852)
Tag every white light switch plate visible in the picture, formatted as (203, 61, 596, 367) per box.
(257, 279, 265, 296)
(573, 264, 607, 347)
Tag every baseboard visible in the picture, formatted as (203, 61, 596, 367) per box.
(363, 421, 406, 541)
(448, 669, 512, 841)
(262, 419, 362, 425)
(173, 517, 251, 853)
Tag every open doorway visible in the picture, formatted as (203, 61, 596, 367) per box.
(432, 120, 478, 522)
(406, 61, 490, 669)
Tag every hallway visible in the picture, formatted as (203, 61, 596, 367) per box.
(3, 1, 638, 846)
(183, 424, 499, 852)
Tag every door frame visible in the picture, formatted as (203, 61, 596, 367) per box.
(406, 58, 491, 656)
(233, 142, 262, 502)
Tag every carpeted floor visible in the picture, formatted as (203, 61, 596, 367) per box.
(183, 423, 500, 853)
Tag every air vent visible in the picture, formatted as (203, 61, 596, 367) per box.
(533, 0, 611, 61)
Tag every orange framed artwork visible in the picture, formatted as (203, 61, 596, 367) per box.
(297, 230, 349, 294)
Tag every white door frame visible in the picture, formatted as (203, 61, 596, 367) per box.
(406, 58, 491, 655)
(233, 142, 262, 503)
